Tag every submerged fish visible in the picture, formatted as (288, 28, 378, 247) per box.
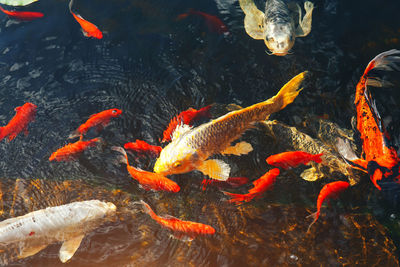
(0, 102, 37, 142)
(223, 168, 280, 204)
(0, 200, 116, 264)
(154, 71, 307, 181)
(139, 200, 215, 241)
(0, 5, 43, 21)
(69, 0, 103, 39)
(307, 181, 350, 233)
(201, 176, 249, 191)
(124, 139, 162, 157)
(337, 50, 400, 190)
(49, 137, 101, 161)
(239, 0, 314, 55)
(177, 9, 229, 35)
(266, 151, 323, 169)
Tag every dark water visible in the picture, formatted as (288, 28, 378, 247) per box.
(0, 0, 400, 266)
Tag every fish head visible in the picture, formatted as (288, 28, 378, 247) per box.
(110, 109, 122, 117)
(264, 23, 295, 56)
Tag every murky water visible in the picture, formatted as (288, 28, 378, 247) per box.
(0, 0, 399, 266)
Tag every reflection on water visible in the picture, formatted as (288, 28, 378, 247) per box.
(0, 0, 400, 265)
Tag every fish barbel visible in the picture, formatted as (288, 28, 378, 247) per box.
(154, 71, 307, 181)
(0, 200, 116, 264)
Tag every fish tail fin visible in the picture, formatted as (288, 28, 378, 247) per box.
(139, 200, 157, 219)
(271, 71, 308, 114)
(312, 153, 323, 164)
(363, 49, 400, 87)
(68, 0, 74, 12)
(222, 191, 250, 204)
(68, 130, 81, 140)
(306, 211, 319, 233)
(111, 146, 129, 165)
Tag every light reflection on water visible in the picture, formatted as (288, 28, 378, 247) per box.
(0, 0, 399, 265)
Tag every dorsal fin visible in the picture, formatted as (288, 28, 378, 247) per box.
(171, 123, 192, 141)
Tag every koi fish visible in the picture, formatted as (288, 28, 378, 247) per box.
(336, 50, 400, 190)
(69, 0, 103, 39)
(139, 200, 215, 241)
(0, 102, 36, 142)
(154, 72, 307, 181)
(223, 168, 280, 204)
(124, 139, 162, 157)
(307, 181, 350, 233)
(69, 108, 122, 139)
(201, 176, 249, 191)
(266, 151, 323, 169)
(177, 9, 229, 35)
(0, 5, 43, 21)
(162, 105, 212, 143)
(49, 137, 101, 162)
(0, 200, 116, 264)
(239, 0, 314, 55)
(112, 146, 180, 193)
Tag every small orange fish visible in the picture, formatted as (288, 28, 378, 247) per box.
(69, 0, 103, 39)
(162, 105, 212, 143)
(307, 181, 350, 233)
(69, 108, 122, 138)
(139, 200, 215, 241)
(223, 168, 280, 204)
(49, 138, 101, 162)
(124, 139, 162, 157)
(112, 147, 180, 193)
(201, 176, 249, 191)
(0, 102, 37, 141)
(0, 5, 44, 21)
(266, 151, 323, 169)
(177, 9, 229, 35)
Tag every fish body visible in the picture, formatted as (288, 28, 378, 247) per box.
(223, 168, 279, 203)
(154, 72, 307, 181)
(69, 0, 103, 39)
(0, 200, 116, 263)
(266, 151, 323, 169)
(70, 108, 122, 138)
(113, 147, 180, 193)
(177, 9, 228, 34)
(0, 102, 36, 141)
(307, 181, 349, 232)
(49, 138, 101, 161)
(162, 105, 212, 143)
(124, 139, 162, 156)
(139, 200, 215, 241)
(0, 5, 43, 20)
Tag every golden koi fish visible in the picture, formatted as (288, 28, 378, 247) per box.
(154, 71, 308, 181)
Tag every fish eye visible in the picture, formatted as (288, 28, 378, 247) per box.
(112, 110, 117, 114)
(173, 162, 181, 168)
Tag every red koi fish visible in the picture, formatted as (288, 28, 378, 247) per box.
(49, 138, 101, 162)
(124, 139, 162, 157)
(69, 0, 103, 39)
(201, 176, 249, 191)
(266, 151, 323, 169)
(337, 50, 400, 190)
(177, 9, 229, 35)
(0, 5, 44, 21)
(112, 146, 180, 193)
(0, 102, 37, 141)
(223, 168, 280, 204)
(139, 200, 215, 241)
(307, 181, 350, 233)
(162, 105, 212, 143)
(69, 108, 122, 139)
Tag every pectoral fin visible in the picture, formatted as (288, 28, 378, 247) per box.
(295, 1, 314, 37)
(221, 141, 253, 156)
(239, 0, 266, 40)
(18, 244, 48, 259)
(300, 166, 324, 181)
(59, 234, 84, 263)
(198, 159, 230, 181)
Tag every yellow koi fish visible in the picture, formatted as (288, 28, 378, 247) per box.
(154, 71, 308, 181)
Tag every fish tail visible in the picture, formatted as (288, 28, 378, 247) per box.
(222, 191, 250, 203)
(363, 49, 400, 87)
(306, 211, 319, 233)
(68, 130, 81, 140)
(270, 71, 308, 115)
(111, 146, 129, 165)
(68, 0, 74, 12)
(311, 153, 323, 164)
(139, 200, 158, 220)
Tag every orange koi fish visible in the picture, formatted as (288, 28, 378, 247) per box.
(177, 9, 229, 35)
(223, 168, 280, 204)
(139, 200, 215, 241)
(0, 102, 36, 141)
(124, 139, 162, 157)
(266, 151, 323, 169)
(69, 0, 103, 39)
(112, 147, 180, 193)
(69, 108, 122, 139)
(307, 181, 350, 233)
(162, 105, 212, 143)
(201, 176, 249, 191)
(49, 138, 101, 161)
(0, 5, 44, 21)
(337, 50, 400, 190)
